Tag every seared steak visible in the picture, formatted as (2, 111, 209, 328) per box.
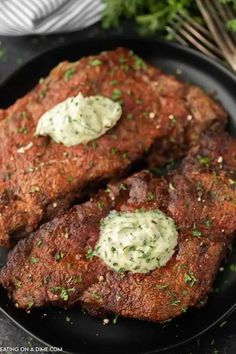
(0, 48, 226, 246)
(1, 133, 236, 322)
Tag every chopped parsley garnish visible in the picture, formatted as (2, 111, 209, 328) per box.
(196, 181, 204, 192)
(113, 315, 119, 324)
(89, 59, 103, 67)
(184, 271, 197, 287)
(110, 80, 118, 85)
(197, 155, 210, 166)
(171, 299, 180, 306)
(91, 141, 97, 149)
(54, 251, 65, 261)
(16, 281, 23, 289)
(17, 127, 28, 134)
(192, 223, 202, 238)
(91, 292, 102, 300)
(192, 229, 202, 238)
(146, 192, 154, 201)
(229, 264, 236, 272)
(111, 147, 117, 155)
(43, 275, 51, 285)
(64, 67, 76, 82)
(169, 114, 177, 124)
(51, 286, 75, 301)
(30, 257, 39, 264)
(67, 175, 74, 183)
(119, 271, 126, 279)
(20, 111, 28, 119)
(156, 284, 168, 290)
(36, 240, 42, 247)
(27, 299, 34, 309)
(132, 55, 147, 71)
(119, 183, 128, 190)
(204, 219, 213, 229)
(127, 113, 133, 120)
(39, 89, 47, 99)
(111, 89, 122, 101)
(75, 274, 83, 284)
(86, 247, 94, 260)
(30, 186, 40, 193)
(97, 201, 104, 210)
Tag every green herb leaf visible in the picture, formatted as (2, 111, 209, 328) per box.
(51, 286, 75, 301)
(75, 274, 83, 284)
(127, 113, 133, 120)
(156, 284, 169, 290)
(91, 292, 102, 300)
(113, 314, 119, 324)
(86, 247, 94, 260)
(27, 299, 34, 309)
(111, 89, 122, 101)
(204, 219, 213, 229)
(229, 264, 236, 272)
(197, 155, 210, 166)
(119, 183, 128, 190)
(146, 192, 154, 201)
(171, 299, 180, 306)
(89, 59, 103, 67)
(192, 229, 202, 238)
(54, 251, 65, 261)
(67, 175, 74, 183)
(102, 0, 236, 37)
(184, 271, 197, 286)
(64, 67, 76, 82)
(111, 147, 118, 155)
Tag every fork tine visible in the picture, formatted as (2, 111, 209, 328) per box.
(213, 0, 236, 43)
(197, 0, 236, 70)
(165, 26, 189, 46)
(169, 22, 221, 60)
(175, 14, 223, 57)
(203, 0, 236, 54)
(208, 0, 236, 53)
(177, 11, 213, 39)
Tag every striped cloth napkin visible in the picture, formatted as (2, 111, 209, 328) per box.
(0, 0, 105, 35)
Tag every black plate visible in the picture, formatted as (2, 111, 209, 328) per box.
(1, 37, 236, 354)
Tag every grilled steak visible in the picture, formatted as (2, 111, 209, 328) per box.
(0, 48, 226, 246)
(1, 133, 236, 322)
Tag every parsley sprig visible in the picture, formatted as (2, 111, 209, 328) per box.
(102, 0, 236, 35)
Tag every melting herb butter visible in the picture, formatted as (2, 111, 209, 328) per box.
(35, 93, 122, 146)
(95, 209, 178, 274)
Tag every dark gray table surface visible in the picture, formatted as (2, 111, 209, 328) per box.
(0, 22, 236, 354)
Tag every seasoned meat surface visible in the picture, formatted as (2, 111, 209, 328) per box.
(0, 48, 226, 246)
(2, 133, 236, 322)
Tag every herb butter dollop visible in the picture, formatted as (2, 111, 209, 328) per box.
(35, 93, 122, 146)
(95, 209, 178, 274)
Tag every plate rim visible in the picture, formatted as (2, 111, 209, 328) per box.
(1, 34, 236, 354)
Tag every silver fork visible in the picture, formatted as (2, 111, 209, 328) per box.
(197, 0, 236, 71)
(166, 11, 224, 62)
